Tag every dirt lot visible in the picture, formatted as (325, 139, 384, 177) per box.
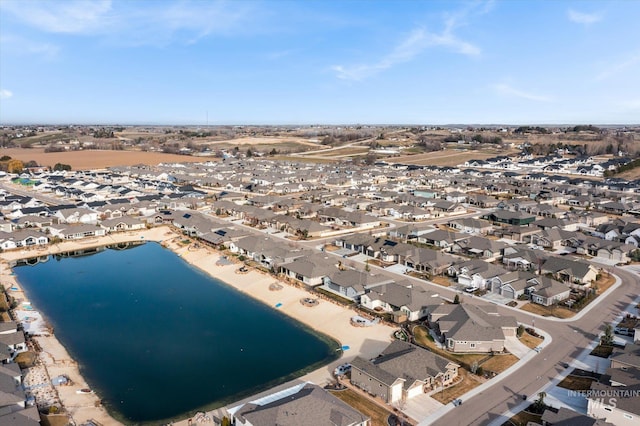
(503, 410, 542, 426)
(389, 148, 518, 167)
(0, 148, 206, 170)
(520, 303, 575, 319)
(519, 332, 544, 350)
(480, 354, 519, 374)
(557, 375, 597, 391)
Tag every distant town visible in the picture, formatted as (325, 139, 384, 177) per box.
(1, 123, 640, 426)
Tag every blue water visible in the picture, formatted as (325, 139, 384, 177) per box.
(15, 243, 338, 424)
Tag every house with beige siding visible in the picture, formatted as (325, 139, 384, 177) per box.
(428, 304, 517, 353)
(350, 340, 458, 404)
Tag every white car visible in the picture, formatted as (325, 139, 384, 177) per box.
(334, 363, 351, 376)
(465, 286, 478, 293)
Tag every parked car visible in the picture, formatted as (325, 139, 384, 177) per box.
(465, 286, 479, 293)
(614, 327, 634, 336)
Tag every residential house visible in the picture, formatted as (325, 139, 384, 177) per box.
(541, 257, 599, 286)
(447, 217, 494, 235)
(350, 340, 459, 404)
(530, 277, 572, 306)
(48, 224, 107, 240)
(359, 281, 439, 322)
(402, 248, 457, 277)
(447, 259, 508, 290)
(100, 217, 147, 233)
(279, 253, 337, 287)
(483, 210, 536, 226)
(428, 304, 517, 353)
(489, 271, 541, 300)
(450, 236, 506, 260)
(228, 382, 370, 426)
(322, 270, 393, 302)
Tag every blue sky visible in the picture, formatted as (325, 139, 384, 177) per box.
(1, 0, 639, 125)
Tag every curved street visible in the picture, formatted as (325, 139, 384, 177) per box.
(428, 266, 640, 426)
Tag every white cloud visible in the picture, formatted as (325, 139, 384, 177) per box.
(493, 83, 552, 102)
(0, 35, 60, 59)
(0, 89, 13, 99)
(1, 0, 254, 46)
(568, 9, 602, 25)
(332, 20, 480, 81)
(1, 0, 114, 34)
(595, 53, 640, 81)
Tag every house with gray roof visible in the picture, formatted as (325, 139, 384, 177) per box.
(450, 236, 506, 260)
(100, 216, 146, 233)
(350, 340, 459, 404)
(279, 253, 338, 287)
(322, 270, 394, 302)
(447, 259, 508, 290)
(359, 281, 439, 322)
(48, 224, 107, 240)
(447, 217, 494, 235)
(530, 278, 571, 306)
(428, 304, 517, 353)
(541, 257, 599, 286)
(538, 407, 614, 426)
(402, 248, 457, 276)
(229, 382, 370, 426)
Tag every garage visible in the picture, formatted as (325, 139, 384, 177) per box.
(501, 285, 515, 300)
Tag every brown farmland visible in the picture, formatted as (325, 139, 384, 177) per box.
(0, 148, 208, 170)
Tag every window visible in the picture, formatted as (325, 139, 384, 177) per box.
(470, 343, 476, 349)
(623, 414, 633, 419)
(604, 407, 612, 412)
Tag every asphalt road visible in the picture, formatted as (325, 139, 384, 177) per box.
(431, 266, 640, 426)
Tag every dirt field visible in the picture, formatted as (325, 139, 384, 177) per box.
(0, 148, 207, 170)
(520, 303, 576, 319)
(519, 332, 544, 350)
(389, 148, 518, 167)
(204, 136, 320, 147)
(480, 354, 518, 373)
(557, 375, 597, 391)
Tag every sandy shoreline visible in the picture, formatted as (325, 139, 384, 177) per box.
(1, 226, 396, 425)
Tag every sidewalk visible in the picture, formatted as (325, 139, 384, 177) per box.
(418, 327, 553, 425)
(487, 292, 640, 426)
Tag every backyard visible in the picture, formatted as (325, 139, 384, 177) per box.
(411, 325, 518, 374)
(330, 388, 395, 426)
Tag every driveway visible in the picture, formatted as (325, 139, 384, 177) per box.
(504, 336, 531, 359)
(385, 263, 409, 275)
(402, 393, 444, 421)
(482, 292, 514, 305)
